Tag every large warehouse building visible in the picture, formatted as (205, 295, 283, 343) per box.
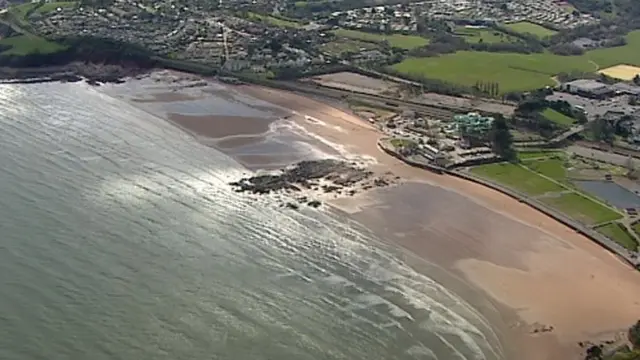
(561, 79, 614, 98)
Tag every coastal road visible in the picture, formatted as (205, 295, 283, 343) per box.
(567, 144, 633, 167)
(274, 81, 458, 119)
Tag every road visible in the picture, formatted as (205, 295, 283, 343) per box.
(567, 144, 633, 167)
(274, 80, 459, 119)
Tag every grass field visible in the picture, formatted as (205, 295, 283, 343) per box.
(504, 22, 557, 37)
(596, 223, 639, 250)
(522, 158, 567, 182)
(517, 150, 563, 160)
(247, 13, 303, 28)
(332, 29, 429, 50)
(392, 51, 592, 93)
(541, 108, 575, 126)
(8, 2, 39, 19)
(541, 193, 622, 224)
(391, 30, 640, 93)
(320, 40, 377, 55)
(36, 1, 76, 14)
(0, 35, 66, 55)
(455, 27, 519, 44)
(470, 162, 564, 195)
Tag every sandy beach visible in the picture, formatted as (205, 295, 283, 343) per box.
(105, 72, 640, 360)
(236, 84, 640, 359)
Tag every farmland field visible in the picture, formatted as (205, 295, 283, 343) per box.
(391, 51, 593, 93)
(391, 30, 640, 93)
(598, 64, 640, 80)
(504, 21, 557, 37)
(455, 27, 519, 44)
(332, 29, 429, 49)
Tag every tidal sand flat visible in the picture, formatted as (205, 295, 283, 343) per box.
(101, 72, 640, 360)
(236, 84, 640, 360)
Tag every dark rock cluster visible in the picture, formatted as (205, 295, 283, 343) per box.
(230, 159, 394, 208)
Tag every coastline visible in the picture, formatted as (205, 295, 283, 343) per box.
(230, 82, 640, 358)
(91, 71, 640, 360)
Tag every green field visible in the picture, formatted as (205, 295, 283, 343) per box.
(332, 29, 429, 50)
(455, 27, 519, 44)
(320, 40, 377, 55)
(522, 158, 567, 182)
(391, 30, 640, 93)
(541, 108, 576, 126)
(517, 150, 563, 160)
(470, 162, 564, 195)
(596, 223, 639, 250)
(247, 13, 303, 28)
(0, 35, 66, 55)
(504, 21, 557, 37)
(392, 51, 592, 93)
(8, 2, 39, 19)
(541, 193, 622, 224)
(36, 1, 77, 14)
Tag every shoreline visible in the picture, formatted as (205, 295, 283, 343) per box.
(232, 82, 640, 358)
(377, 138, 640, 269)
(73, 72, 640, 359)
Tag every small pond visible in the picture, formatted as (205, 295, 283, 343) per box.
(574, 180, 640, 209)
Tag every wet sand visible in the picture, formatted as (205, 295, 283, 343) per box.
(237, 84, 640, 360)
(131, 91, 203, 103)
(167, 113, 274, 139)
(103, 74, 640, 360)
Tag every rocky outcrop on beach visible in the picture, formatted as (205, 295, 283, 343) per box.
(230, 159, 395, 208)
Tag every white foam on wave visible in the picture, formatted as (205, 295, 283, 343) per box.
(273, 210, 505, 360)
(269, 118, 377, 167)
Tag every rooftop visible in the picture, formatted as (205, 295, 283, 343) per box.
(564, 79, 610, 91)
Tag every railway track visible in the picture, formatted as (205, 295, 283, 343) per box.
(272, 81, 462, 120)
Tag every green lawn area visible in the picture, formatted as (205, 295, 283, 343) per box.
(8, 2, 39, 19)
(36, 1, 76, 14)
(0, 35, 66, 56)
(596, 223, 639, 251)
(470, 162, 564, 195)
(523, 158, 567, 182)
(247, 12, 303, 28)
(541, 193, 622, 224)
(332, 29, 429, 50)
(541, 108, 576, 126)
(517, 150, 563, 160)
(320, 40, 377, 55)
(504, 21, 557, 38)
(392, 51, 593, 93)
(390, 30, 640, 93)
(455, 26, 519, 44)
(588, 30, 640, 68)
